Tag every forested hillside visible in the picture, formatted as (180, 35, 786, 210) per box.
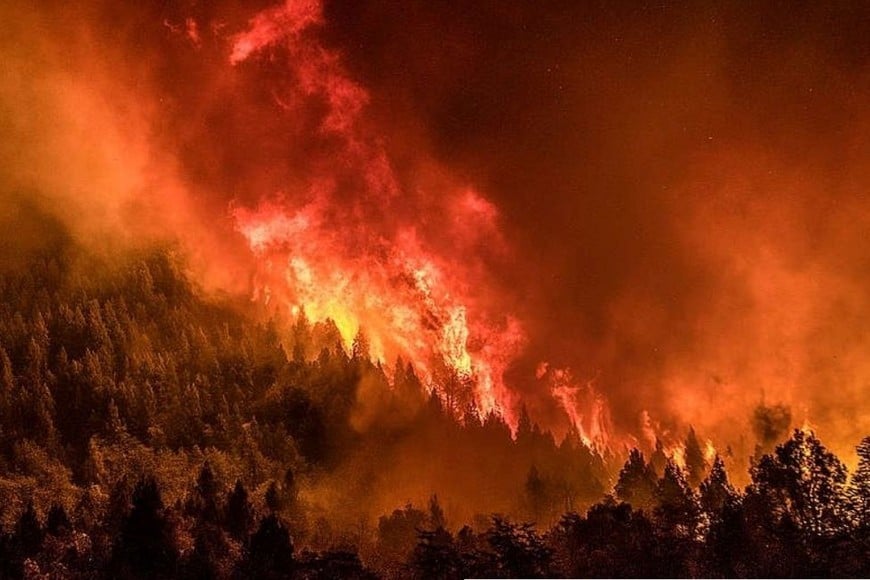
(0, 245, 867, 578)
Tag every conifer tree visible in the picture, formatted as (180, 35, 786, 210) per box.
(615, 449, 657, 510)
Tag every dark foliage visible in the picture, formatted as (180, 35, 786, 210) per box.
(0, 247, 866, 578)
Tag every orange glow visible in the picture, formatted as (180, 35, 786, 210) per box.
(6, 0, 865, 468)
(704, 439, 717, 464)
(664, 442, 687, 470)
(226, 0, 597, 432)
(234, 192, 527, 424)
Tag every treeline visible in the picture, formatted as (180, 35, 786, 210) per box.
(1, 428, 869, 577)
(0, 245, 611, 525)
(0, 245, 867, 577)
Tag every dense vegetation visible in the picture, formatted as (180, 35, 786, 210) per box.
(0, 245, 867, 578)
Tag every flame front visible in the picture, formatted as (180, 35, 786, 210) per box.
(234, 193, 526, 423)
(226, 0, 522, 424)
(226, 0, 619, 436)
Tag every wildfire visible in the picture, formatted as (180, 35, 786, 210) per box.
(234, 193, 526, 423)
(228, 0, 623, 441)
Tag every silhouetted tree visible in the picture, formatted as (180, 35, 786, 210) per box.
(411, 527, 460, 580)
(14, 501, 44, 559)
(225, 480, 254, 541)
(45, 504, 71, 537)
(551, 500, 656, 577)
(266, 480, 282, 514)
(649, 438, 668, 476)
(699, 455, 738, 518)
(706, 493, 749, 577)
(486, 516, 551, 578)
(242, 514, 294, 579)
(428, 494, 446, 530)
(750, 428, 848, 537)
(183, 513, 231, 580)
(378, 504, 428, 563)
(615, 449, 656, 510)
(111, 477, 177, 578)
(653, 460, 702, 576)
(187, 462, 220, 523)
(524, 465, 549, 521)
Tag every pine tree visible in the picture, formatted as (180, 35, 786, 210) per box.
(189, 462, 220, 524)
(14, 501, 44, 558)
(653, 461, 703, 577)
(411, 526, 459, 580)
(112, 477, 177, 578)
(655, 460, 702, 539)
(243, 514, 295, 579)
(516, 405, 533, 443)
(699, 455, 738, 518)
(615, 449, 657, 510)
(524, 465, 549, 521)
(265, 480, 282, 513)
(225, 480, 254, 541)
(351, 330, 370, 361)
(283, 467, 299, 509)
(650, 438, 668, 476)
(428, 494, 447, 530)
(486, 516, 551, 578)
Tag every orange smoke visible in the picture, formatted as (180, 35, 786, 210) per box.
(8, 0, 865, 464)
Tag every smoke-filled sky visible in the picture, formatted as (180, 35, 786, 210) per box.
(2, 0, 869, 459)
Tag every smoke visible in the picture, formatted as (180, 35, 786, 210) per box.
(317, 0, 870, 458)
(752, 403, 793, 456)
(2, 0, 868, 463)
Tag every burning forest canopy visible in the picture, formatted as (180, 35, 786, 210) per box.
(0, 0, 869, 577)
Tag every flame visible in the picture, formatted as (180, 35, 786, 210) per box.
(543, 366, 613, 450)
(441, 306, 473, 377)
(665, 442, 687, 470)
(235, 195, 525, 421)
(228, 0, 603, 434)
(704, 439, 717, 463)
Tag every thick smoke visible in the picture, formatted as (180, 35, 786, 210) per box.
(752, 403, 793, 456)
(2, 0, 869, 462)
(319, 1, 870, 459)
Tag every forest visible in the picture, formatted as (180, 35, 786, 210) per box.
(0, 243, 867, 579)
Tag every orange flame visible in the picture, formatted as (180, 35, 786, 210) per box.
(704, 439, 717, 464)
(664, 442, 687, 470)
(228, 0, 607, 435)
(541, 366, 613, 451)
